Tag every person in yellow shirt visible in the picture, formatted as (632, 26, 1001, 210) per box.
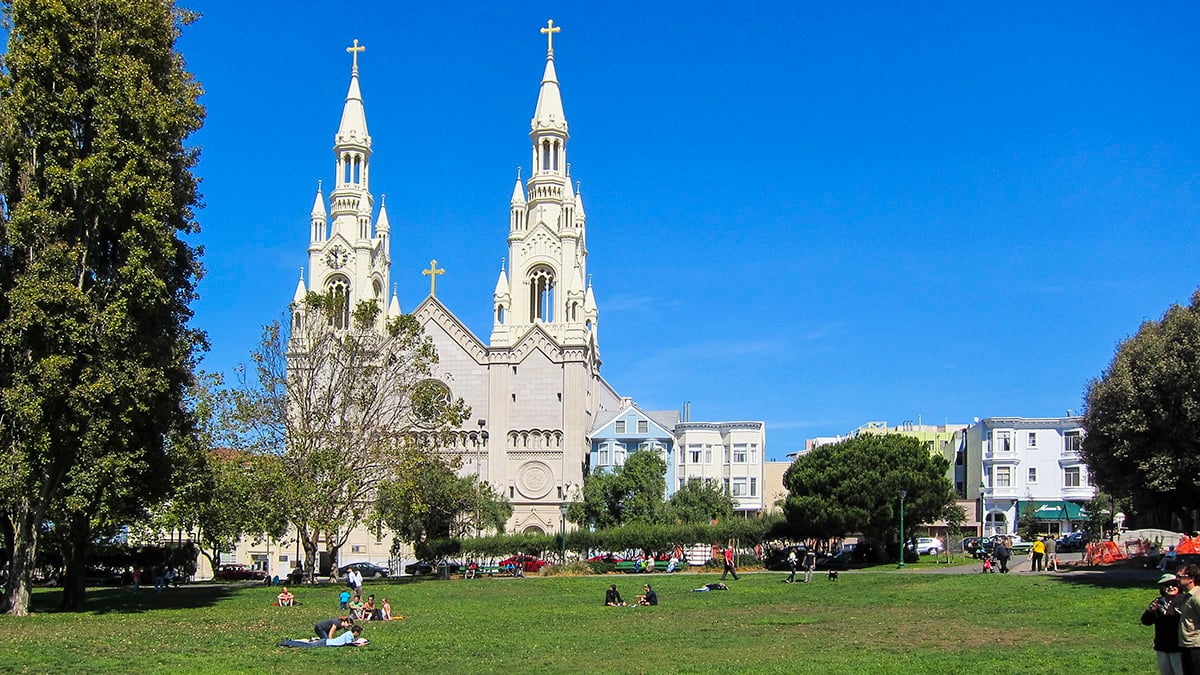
(1031, 536, 1046, 572)
(1174, 564, 1200, 673)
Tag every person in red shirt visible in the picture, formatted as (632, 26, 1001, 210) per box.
(721, 547, 739, 581)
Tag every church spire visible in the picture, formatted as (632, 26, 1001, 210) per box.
(331, 40, 372, 226)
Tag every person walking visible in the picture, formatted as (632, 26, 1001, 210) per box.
(1142, 573, 1185, 675)
(803, 548, 817, 584)
(721, 546, 739, 581)
(1175, 564, 1200, 674)
(993, 537, 1012, 574)
(1044, 535, 1059, 572)
(1031, 536, 1046, 572)
(785, 548, 797, 584)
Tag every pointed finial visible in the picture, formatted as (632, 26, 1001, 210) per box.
(381, 194, 386, 208)
(300, 267, 305, 279)
(541, 19, 561, 54)
(347, 39, 365, 74)
(392, 282, 397, 295)
(317, 179, 322, 193)
(587, 273, 593, 287)
(576, 181, 581, 194)
(517, 166, 522, 180)
(566, 163, 571, 177)
(501, 257, 506, 272)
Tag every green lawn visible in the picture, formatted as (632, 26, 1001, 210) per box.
(0, 565, 1159, 673)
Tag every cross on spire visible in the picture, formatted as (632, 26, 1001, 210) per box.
(346, 39, 365, 73)
(540, 19, 561, 53)
(422, 259, 445, 297)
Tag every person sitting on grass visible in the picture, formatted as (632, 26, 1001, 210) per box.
(276, 587, 295, 607)
(381, 597, 402, 621)
(362, 594, 379, 621)
(637, 584, 658, 606)
(279, 625, 365, 648)
(348, 594, 364, 621)
(604, 584, 626, 606)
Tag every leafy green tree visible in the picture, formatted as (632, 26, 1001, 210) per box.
(569, 450, 667, 529)
(1082, 289, 1200, 530)
(0, 0, 205, 614)
(663, 479, 736, 524)
(372, 446, 511, 556)
(229, 293, 468, 580)
(782, 435, 955, 560)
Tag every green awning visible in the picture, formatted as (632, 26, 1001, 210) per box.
(1020, 500, 1087, 521)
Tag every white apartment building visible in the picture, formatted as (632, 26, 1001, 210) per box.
(959, 416, 1093, 537)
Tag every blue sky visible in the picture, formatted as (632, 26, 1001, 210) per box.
(179, 2, 1200, 460)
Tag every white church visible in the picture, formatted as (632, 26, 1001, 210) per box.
(221, 25, 765, 576)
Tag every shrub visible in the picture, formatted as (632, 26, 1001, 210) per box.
(540, 561, 592, 577)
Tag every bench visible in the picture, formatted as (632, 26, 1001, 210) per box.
(613, 561, 668, 574)
(456, 565, 505, 578)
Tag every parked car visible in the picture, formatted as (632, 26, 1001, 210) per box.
(587, 553, 624, 564)
(499, 555, 548, 573)
(404, 559, 461, 576)
(1056, 532, 1089, 553)
(215, 563, 267, 581)
(339, 561, 389, 578)
(915, 537, 944, 555)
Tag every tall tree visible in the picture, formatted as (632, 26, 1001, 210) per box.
(1082, 289, 1200, 530)
(569, 450, 668, 529)
(230, 293, 467, 581)
(782, 435, 954, 560)
(663, 478, 736, 524)
(0, 0, 205, 614)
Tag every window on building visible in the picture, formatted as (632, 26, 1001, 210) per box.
(528, 266, 555, 322)
(955, 450, 965, 466)
(351, 545, 366, 553)
(750, 477, 758, 496)
(251, 554, 268, 572)
(731, 478, 747, 497)
(1064, 431, 1083, 454)
(614, 445, 628, 466)
(679, 478, 685, 490)
(724, 445, 731, 463)
(733, 444, 747, 463)
(688, 445, 701, 463)
(955, 481, 965, 498)
(1064, 466, 1081, 487)
(615, 420, 625, 434)
(325, 276, 350, 330)
(995, 431, 1012, 453)
(750, 444, 758, 463)
(705, 445, 713, 463)
(1028, 432, 1037, 448)
(598, 446, 609, 466)
(925, 440, 935, 453)
(1027, 468, 1037, 483)
(723, 478, 730, 494)
(637, 420, 648, 434)
(996, 466, 1011, 487)
(278, 555, 289, 563)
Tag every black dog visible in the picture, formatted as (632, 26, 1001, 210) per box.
(827, 570, 839, 581)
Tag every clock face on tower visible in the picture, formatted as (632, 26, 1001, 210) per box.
(325, 245, 349, 270)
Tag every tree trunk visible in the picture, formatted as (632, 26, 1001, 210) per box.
(59, 513, 91, 611)
(3, 502, 42, 616)
(301, 528, 319, 584)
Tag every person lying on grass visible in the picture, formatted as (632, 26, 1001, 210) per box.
(279, 625, 366, 648)
(314, 617, 353, 640)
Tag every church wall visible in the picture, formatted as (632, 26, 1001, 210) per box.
(507, 347, 566, 430)
(422, 320, 490, 424)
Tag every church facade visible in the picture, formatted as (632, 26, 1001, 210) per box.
(282, 24, 765, 551)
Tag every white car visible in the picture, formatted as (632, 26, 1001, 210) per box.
(916, 537, 944, 555)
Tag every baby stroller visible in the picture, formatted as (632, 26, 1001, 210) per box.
(981, 554, 996, 573)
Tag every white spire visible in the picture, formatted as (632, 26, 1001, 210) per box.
(311, 180, 326, 218)
(494, 259, 510, 299)
(510, 170, 527, 205)
(387, 283, 401, 318)
(337, 41, 370, 146)
(293, 269, 307, 304)
(376, 194, 390, 234)
(574, 182, 585, 218)
(532, 22, 567, 134)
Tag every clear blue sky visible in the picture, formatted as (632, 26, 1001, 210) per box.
(179, 2, 1200, 460)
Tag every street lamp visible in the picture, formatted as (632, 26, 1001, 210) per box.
(559, 502, 569, 564)
(475, 420, 487, 538)
(980, 481, 987, 537)
(898, 488, 908, 569)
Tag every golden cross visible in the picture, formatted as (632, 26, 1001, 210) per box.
(422, 259, 445, 297)
(540, 19, 561, 53)
(346, 39, 365, 71)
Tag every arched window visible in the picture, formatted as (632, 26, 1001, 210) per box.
(542, 140, 551, 170)
(496, 304, 506, 324)
(528, 266, 555, 323)
(343, 154, 352, 184)
(552, 140, 560, 171)
(326, 275, 350, 329)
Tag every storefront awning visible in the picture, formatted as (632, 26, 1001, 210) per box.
(1020, 500, 1088, 521)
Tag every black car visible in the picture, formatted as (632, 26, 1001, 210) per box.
(404, 559, 461, 576)
(764, 548, 848, 572)
(339, 561, 389, 578)
(1056, 532, 1089, 553)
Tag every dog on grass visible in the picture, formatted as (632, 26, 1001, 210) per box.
(827, 570, 839, 581)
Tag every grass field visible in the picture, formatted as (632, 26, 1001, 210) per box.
(0, 563, 1161, 673)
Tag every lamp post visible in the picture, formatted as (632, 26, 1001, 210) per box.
(979, 481, 987, 537)
(475, 419, 487, 538)
(898, 488, 907, 569)
(559, 502, 569, 564)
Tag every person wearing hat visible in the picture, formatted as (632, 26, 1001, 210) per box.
(1142, 572, 1185, 675)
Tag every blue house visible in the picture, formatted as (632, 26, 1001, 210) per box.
(589, 397, 680, 493)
